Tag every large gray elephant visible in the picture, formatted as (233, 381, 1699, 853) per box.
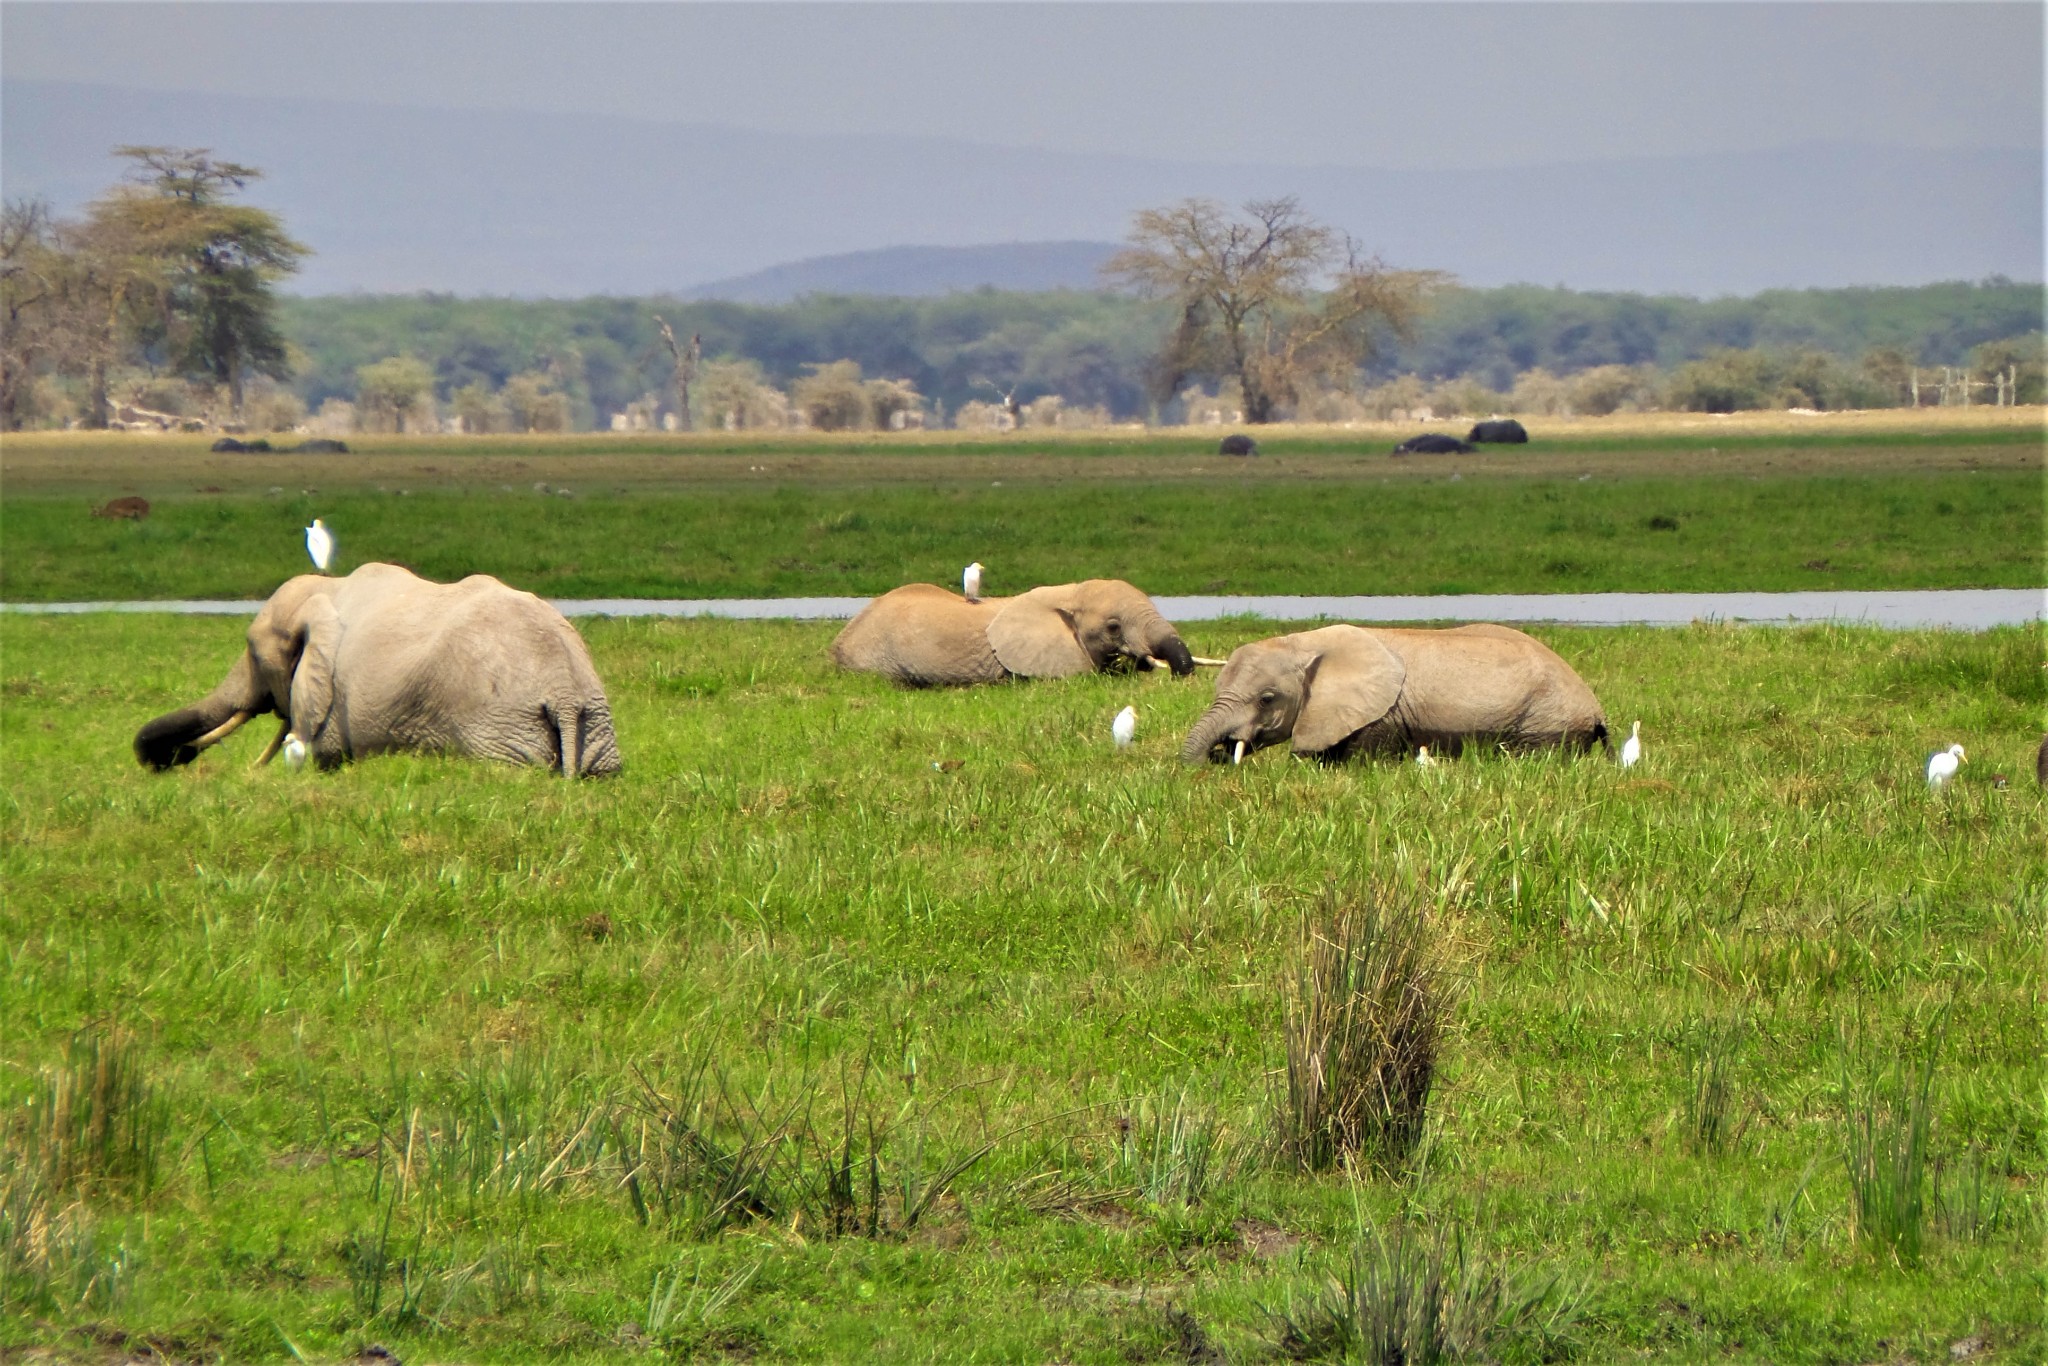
(1182, 623, 1608, 764)
(831, 580, 1197, 686)
(135, 563, 621, 776)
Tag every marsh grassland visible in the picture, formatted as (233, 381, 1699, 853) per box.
(1, 416, 2041, 602)
(2, 415, 2043, 1361)
(2, 609, 2043, 1362)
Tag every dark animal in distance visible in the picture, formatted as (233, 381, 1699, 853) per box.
(1469, 419, 1529, 443)
(210, 437, 351, 455)
(1218, 434, 1259, 457)
(90, 496, 151, 520)
(1393, 434, 1475, 456)
(2037, 733, 2047, 787)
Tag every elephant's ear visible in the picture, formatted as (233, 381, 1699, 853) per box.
(987, 590, 1092, 678)
(1294, 629, 1405, 755)
(288, 595, 343, 742)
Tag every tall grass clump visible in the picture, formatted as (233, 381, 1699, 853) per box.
(1268, 1222, 1581, 1364)
(0, 1029, 164, 1313)
(1841, 1044, 1937, 1264)
(1281, 887, 1452, 1173)
(1114, 1087, 1239, 1208)
(8, 1029, 170, 1201)
(1682, 1015, 1751, 1157)
(615, 1049, 995, 1240)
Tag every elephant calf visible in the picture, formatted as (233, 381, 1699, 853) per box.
(832, 579, 1197, 687)
(1183, 623, 1608, 764)
(135, 563, 621, 776)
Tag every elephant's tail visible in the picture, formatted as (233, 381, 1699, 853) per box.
(1591, 720, 1613, 758)
(546, 699, 622, 778)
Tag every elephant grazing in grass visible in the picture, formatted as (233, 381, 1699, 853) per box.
(1182, 623, 1608, 764)
(135, 563, 621, 776)
(832, 580, 1198, 687)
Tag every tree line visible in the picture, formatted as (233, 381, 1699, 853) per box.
(5, 159, 2041, 433)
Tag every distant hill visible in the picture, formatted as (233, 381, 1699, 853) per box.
(682, 242, 1122, 303)
(4, 79, 2040, 299)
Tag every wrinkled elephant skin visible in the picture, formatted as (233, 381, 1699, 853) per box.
(135, 563, 621, 776)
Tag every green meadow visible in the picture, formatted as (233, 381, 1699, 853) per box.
(0, 424, 2040, 601)
(2, 610, 2042, 1362)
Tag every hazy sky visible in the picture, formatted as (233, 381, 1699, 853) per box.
(6, 2, 2040, 171)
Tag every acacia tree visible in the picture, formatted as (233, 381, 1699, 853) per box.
(0, 200, 61, 429)
(1104, 197, 1447, 423)
(93, 147, 307, 420)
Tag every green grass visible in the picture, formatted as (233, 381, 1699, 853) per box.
(3, 459, 2041, 600)
(3, 613, 2042, 1362)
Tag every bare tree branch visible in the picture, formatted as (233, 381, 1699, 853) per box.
(1103, 197, 1448, 423)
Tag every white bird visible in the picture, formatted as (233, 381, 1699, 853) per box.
(1926, 743, 1965, 789)
(1620, 721, 1642, 770)
(281, 732, 308, 770)
(1112, 705, 1137, 748)
(1414, 745, 1437, 768)
(962, 561, 983, 602)
(305, 518, 334, 574)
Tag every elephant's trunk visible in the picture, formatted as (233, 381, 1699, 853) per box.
(135, 654, 268, 771)
(1149, 631, 1197, 677)
(1181, 701, 1249, 764)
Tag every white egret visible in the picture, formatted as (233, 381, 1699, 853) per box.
(1414, 746, 1437, 768)
(1925, 743, 1965, 789)
(305, 518, 334, 573)
(1620, 721, 1642, 769)
(282, 732, 308, 770)
(1112, 705, 1137, 748)
(963, 561, 984, 602)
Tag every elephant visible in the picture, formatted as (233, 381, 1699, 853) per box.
(1218, 434, 1260, 457)
(831, 580, 1198, 687)
(1392, 434, 1475, 455)
(134, 563, 621, 776)
(1182, 623, 1609, 764)
(1468, 419, 1529, 444)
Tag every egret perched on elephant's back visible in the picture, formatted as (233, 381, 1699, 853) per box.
(1926, 743, 1965, 789)
(962, 561, 984, 602)
(305, 518, 334, 574)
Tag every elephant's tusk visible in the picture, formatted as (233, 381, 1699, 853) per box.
(252, 720, 289, 768)
(191, 710, 255, 751)
(1190, 657, 1227, 667)
(1233, 740, 1245, 765)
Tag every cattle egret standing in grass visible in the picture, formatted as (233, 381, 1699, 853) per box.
(963, 561, 983, 602)
(1620, 721, 1642, 769)
(1926, 743, 1965, 789)
(1113, 706, 1137, 748)
(305, 518, 334, 573)
(282, 732, 308, 771)
(1414, 745, 1436, 767)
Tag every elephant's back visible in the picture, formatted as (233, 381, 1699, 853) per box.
(341, 574, 616, 728)
(831, 584, 1005, 685)
(1372, 625, 1605, 741)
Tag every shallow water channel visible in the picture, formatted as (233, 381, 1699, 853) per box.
(6, 589, 2042, 629)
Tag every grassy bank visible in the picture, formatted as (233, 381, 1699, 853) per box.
(1, 422, 2040, 600)
(2, 614, 2042, 1361)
